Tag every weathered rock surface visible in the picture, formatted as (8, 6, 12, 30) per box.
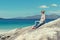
(0, 18, 60, 40)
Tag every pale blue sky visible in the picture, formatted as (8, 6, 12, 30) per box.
(0, 0, 60, 18)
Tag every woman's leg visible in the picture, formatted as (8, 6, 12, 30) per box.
(36, 21, 45, 28)
(34, 22, 39, 28)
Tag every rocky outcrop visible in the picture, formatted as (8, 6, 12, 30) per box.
(0, 18, 60, 40)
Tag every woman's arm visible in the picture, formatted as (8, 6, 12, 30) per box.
(40, 14, 45, 22)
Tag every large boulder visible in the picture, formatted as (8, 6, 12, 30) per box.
(0, 18, 60, 40)
(15, 18, 60, 40)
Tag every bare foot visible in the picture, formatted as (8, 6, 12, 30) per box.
(32, 27, 36, 30)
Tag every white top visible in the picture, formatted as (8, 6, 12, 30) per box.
(39, 14, 45, 23)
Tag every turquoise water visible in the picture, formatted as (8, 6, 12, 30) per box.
(0, 19, 55, 30)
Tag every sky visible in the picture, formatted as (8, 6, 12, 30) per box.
(0, 0, 60, 18)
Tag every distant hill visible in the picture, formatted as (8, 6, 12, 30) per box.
(46, 14, 60, 19)
(0, 14, 59, 19)
(0, 18, 4, 19)
(12, 14, 60, 19)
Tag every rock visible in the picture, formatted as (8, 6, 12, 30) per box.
(0, 18, 60, 40)
(15, 18, 60, 40)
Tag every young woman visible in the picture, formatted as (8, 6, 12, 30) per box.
(32, 10, 46, 29)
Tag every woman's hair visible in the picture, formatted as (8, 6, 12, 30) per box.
(41, 10, 45, 13)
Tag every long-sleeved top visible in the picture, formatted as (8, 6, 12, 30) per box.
(39, 14, 45, 23)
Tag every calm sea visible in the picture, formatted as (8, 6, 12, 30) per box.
(0, 19, 55, 30)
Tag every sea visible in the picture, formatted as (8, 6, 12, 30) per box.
(0, 19, 55, 31)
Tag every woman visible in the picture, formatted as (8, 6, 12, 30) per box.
(32, 10, 46, 29)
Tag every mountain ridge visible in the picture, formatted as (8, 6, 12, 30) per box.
(11, 14, 60, 19)
(0, 14, 60, 19)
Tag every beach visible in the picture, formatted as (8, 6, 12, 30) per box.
(0, 18, 60, 40)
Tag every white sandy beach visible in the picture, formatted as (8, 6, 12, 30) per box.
(0, 18, 60, 40)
